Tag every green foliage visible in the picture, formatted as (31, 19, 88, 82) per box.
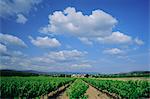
(0, 70, 39, 76)
(0, 77, 75, 98)
(83, 78, 150, 98)
(67, 79, 88, 99)
(92, 71, 150, 78)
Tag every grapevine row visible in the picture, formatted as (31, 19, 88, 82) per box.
(0, 77, 75, 98)
(83, 78, 150, 98)
(66, 79, 89, 99)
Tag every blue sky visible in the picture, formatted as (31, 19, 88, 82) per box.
(0, 0, 149, 73)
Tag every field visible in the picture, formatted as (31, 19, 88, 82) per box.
(0, 76, 150, 99)
(96, 77, 150, 81)
(0, 77, 75, 98)
(83, 78, 150, 98)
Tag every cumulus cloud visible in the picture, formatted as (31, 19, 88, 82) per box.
(103, 48, 124, 55)
(11, 50, 25, 57)
(0, 49, 88, 71)
(134, 37, 144, 45)
(40, 7, 117, 37)
(78, 37, 93, 45)
(0, 33, 27, 47)
(0, 43, 7, 53)
(40, 7, 144, 46)
(30, 50, 88, 71)
(0, 50, 30, 70)
(32, 57, 55, 64)
(16, 14, 28, 24)
(0, 0, 42, 17)
(29, 36, 61, 48)
(96, 31, 132, 44)
(0, 0, 42, 24)
(71, 64, 92, 69)
(46, 50, 87, 61)
(31, 50, 87, 65)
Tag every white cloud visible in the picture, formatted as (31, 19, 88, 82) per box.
(0, 43, 7, 53)
(11, 50, 25, 57)
(40, 7, 117, 38)
(71, 64, 92, 69)
(16, 14, 28, 24)
(32, 57, 55, 64)
(103, 48, 124, 55)
(134, 37, 144, 45)
(78, 37, 93, 45)
(0, 50, 30, 70)
(0, 0, 42, 24)
(0, 33, 27, 47)
(40, 7, 144, 46)
(46, 50, 87, 61)
(29, 36, 61, 48)
(0, 0, 42, 17)
(0, 48, 89, 71)
(31, 49, 87, 65)
(97, 31, 132, 44)
(65, 44, 72, 49)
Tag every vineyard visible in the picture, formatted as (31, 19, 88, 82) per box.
(83, 78, 150, 98)
(0, 76, 149, 99)
(0, 77, 75, 98)
(66, 79, 89, 99)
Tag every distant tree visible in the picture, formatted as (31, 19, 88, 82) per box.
(85, 74, 89, 78)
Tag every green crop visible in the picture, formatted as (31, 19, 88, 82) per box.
(0, 77, 75, 98)
(83, 78, 150, 98)
(67, 79, 89, 99)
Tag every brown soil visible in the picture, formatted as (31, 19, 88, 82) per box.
(54, 81, 113, 99)
(40, 83, 70, 99)
(55, 91, 69, 99)
(48, 84, 68, 97)
(85, 84, 113, 99)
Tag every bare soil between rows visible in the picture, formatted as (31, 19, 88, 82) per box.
(40, 83, 70, 99)
(53, 80, 118, 99)
(84, 84, 113, 99)
(55, 90, 69, 99)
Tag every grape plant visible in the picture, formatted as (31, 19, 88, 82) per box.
(0, 77, 75, 98)
(83, 78, 150, 98)
(66, 79, 89, 99)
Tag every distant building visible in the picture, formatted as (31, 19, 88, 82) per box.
(71, 74, 88, 78)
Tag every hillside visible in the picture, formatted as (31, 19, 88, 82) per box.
(0, 69, 149, 77)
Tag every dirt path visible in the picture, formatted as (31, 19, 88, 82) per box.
(55, 91, 69, 99)
(47, 84, 69, 99)
(85, 84, 113, 99)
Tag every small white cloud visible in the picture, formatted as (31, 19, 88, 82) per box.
(71, 64, 92, 69)
(0, 33, 27, 47)
(16, 14, 28, 24)
(0, 0, 42, 18)
(134, 37, 144, 45)
(46, 50, 87, 61)
(32, 57, 55, 64)
(65, 45, 72, 49)
(11, 51, 24, 57)
(97, 31, 132, 44)
(0, 43, 7, 53)
(29, 36, 61, 48)
(0, 0, 42, 24)
(103, 48, 124, 55)
(79, 37, 93, 45)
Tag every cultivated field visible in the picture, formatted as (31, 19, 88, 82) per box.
(0, 76, 149, 99)
(97, 77, 150, 81)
